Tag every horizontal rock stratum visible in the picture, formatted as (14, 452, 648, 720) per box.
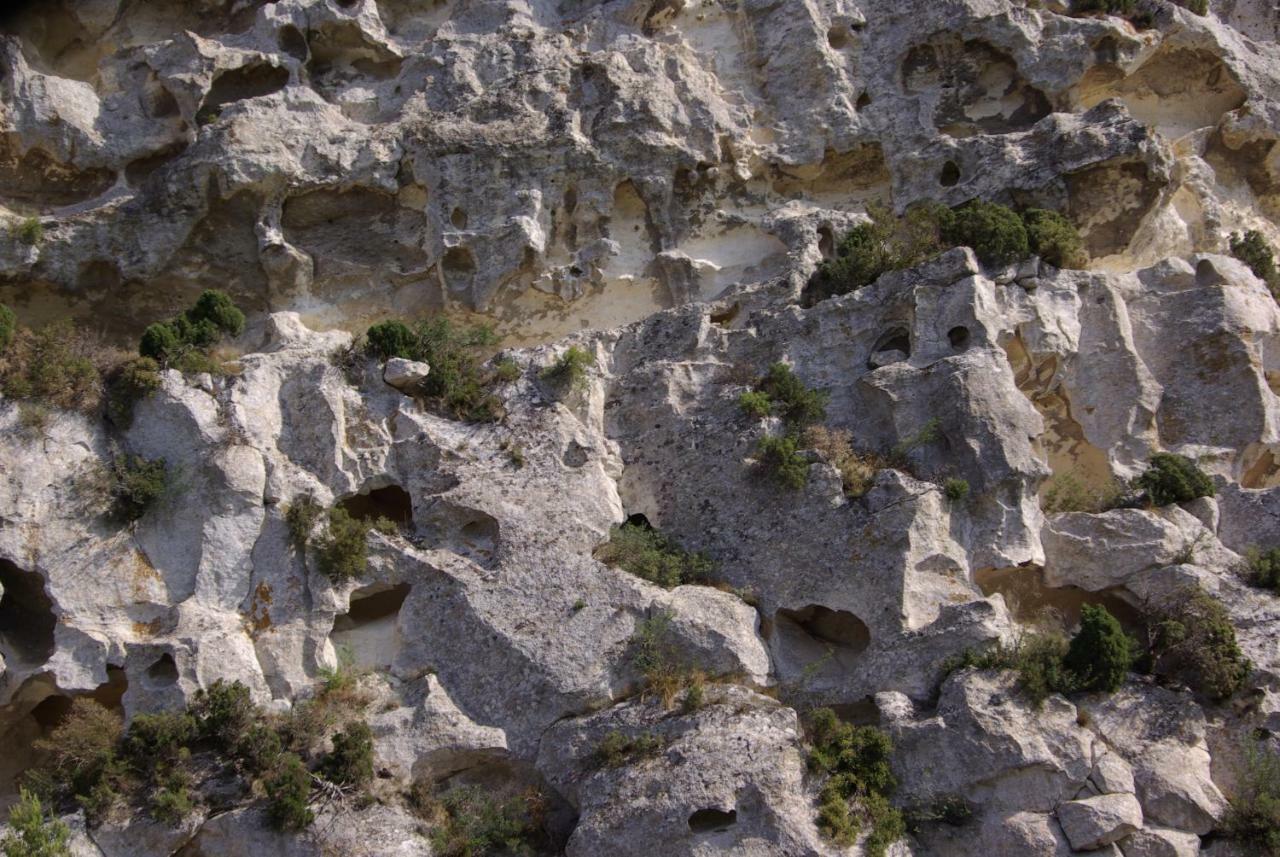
(1, 0, 1280, 855)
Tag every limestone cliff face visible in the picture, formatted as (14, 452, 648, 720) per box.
(2, 0, 1280, 855)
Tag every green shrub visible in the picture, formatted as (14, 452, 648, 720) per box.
(190, 680, 255, 752)
(1023, 209, 1087, 269)
(905, 795, 973, 832)
(493, 357, 521, 383)
(541, 345, 594, 392)
(755, 434, 810, 490)
(265, 753, 314, 831)
(806, 708, 903, 856)
(365, 320, 416, 360)
(32, 699, 123, 803)
(422, 785, 546, 857)
(2, 788, 70, 857)
(592, 730, 666, 768)
(1074, 0, 1137, 13)
(1231, 230, 1280, 299)
(285, 495, 322, 551)
(943, 633, 1075, 707)
(754, 363, 828, 429)
(365, 317, 502, 421)
(1148, 585, 1251, 700)
(807, 216, 897, 303)
(138, 290, 243, 367)
(235, 723, 283, 775)
(14, 218, 43, 247)
(1224, 740, 1280, 855)
(595, 521, 715, 588)
(629, 612, 700, 707)
(1136, 452, 1214, 506)
(738, 390, 772, 418)
(124, 711, 196, 775)
(1041, 471, 1130, 514)
(320, 721, 374, 787)
(108, 454, 168, 523)
(943, 478, 969, 502)
(1185, 0, 1208, 15)
(1247, 547, 1280, 593)
(150, 764, 195, 824)
(939, 200, 1029, 267)
(0, 321, 101, 411)
(1063, 604, 1130, 693)
(105, 357, 162, 428)
(314, 506, 371, 581)
(0, 303, 14, 352)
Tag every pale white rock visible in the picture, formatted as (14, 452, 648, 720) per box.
(1057, 793, 1143, 850)
(382, 358, 431, 391)
(1121, 827, 1202, 857)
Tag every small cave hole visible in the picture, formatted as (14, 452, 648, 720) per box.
(331, 583, 411, 671)
(817, 225, 835, 259)
(868, 327, 911, 368)
(422, 503, 502, 568)
(339, 484, 414, 530)
(441, 246, 477, 292)
(940, 160, 961, 187)
(200, 63, 290, 115)
(624, 512, 653, 530)
(827, 26, 848, 50)
(450, 207, 469, 229)
(1196, 257, 1225, 286)
(278, 25, 309, 61)
(856, 92, 871, 110)
(29, 695, 73, 731)
(147, 653, 179, 686)
(562, 441, 590, 468)
(709, 302, 741, 327)
(776, 605, 871, 654)
(947, 325, 971, 350)
(0, 559, 56, 666)
(689, 807, 738, 834)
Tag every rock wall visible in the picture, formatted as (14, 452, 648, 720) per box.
(2, 0, 1280, 855)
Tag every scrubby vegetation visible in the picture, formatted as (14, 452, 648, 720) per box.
(592, 730, 666, 768)
(1224, 740, 1280, 855)
(595, 520, 714, 588)
(1136, 452, 1214, 506)
(108, 453, 169, 523)
(943, 478, 969, 502)
(104, 357, 162, 428)
(805, 200, 1084, 304)
(1147, 585, 1251, 700)
(0, 320, 104, 411)
(2, 788, 70, 857)
(1231, 230, 1280, 300)
(285, 494, 323, 551)
(806, 708, 904, 856)
(1247, 547, 1280, 593)
(0, 303, 14, 353)
(540, 345, 594, 393)
(803, 426, 883, 497)
(25, 677, 379, 835)
(313, 506, 379, 581)
(745, 363, 829, 429)
(629, 612, 705, 707)
(139, 289, 244, 370)
(365, 317, 505, 421)
(14, 217, 43, 247)
(755, 434, 811, 490)
(1040, 471, 1130, 514)
(944, 604, 1130, 705)
(417, 784, 549, 857)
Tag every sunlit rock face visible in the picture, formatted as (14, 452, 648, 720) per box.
(3, 0, 1280, 854)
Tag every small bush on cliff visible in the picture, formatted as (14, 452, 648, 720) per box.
(596, 520, 714, 588)
(0, 321, 102, 411)
(755, 363, 828, 429)
(803, 426, 884, 497)
(1063, 604, 1130, 693)
(2, 788, 70, 857)
(1247, 547, 1280, 594)
(14, 217, 43, 247)
(592, 730, 666, 768)
(285, 494, 323, 551)
(108, 453, 169, 523)
(943, 478, 970, 503)
(139, 289, 244, 368)
(320, 721, 374, 787)
(1147, 585, 1251, 700)
(266, 753, 314, 831)
(31, 699, 124, 817)
(541, 345, 594, 394)
(104, 357, 162, 428)
(1224, 740, 1280, 855)
(1023, 208, 1087, 269)
(419, 785, 548, 857)
(0, 303, 14, 352)
(365, 317, 502, 421)
(1041, 471, 1130, 514)
(807, 708, 904, 856)
(314, 506, 372, 581)
(755, 434, 810, 490)
(939, 200, 1029, 267)
(1074, 0, 1137, 14)
(807, 212, 897, 303)
(1135, 453, 1214, 506)
(1231, 230, 1280, 299)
